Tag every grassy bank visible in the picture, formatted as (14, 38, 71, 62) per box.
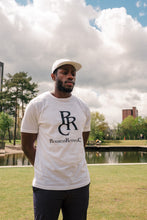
(4, 140, 21, 145)
(102, 139, 147, 146)
(0, 165, 147, 220)
(4, 139, 147, 148)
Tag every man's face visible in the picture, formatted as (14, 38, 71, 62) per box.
(55, 64, 76, 93)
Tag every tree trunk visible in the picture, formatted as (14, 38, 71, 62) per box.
(22, 100, 24, 118)
(8, 127, 11, 143)
(13, 98, 17, 145)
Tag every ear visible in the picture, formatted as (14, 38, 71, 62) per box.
(51, 73, 56, 81)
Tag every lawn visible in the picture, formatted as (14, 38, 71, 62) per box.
(4, 139, 147, 147)
(0, 165, 147, 220)
(102, 139, 147, 146)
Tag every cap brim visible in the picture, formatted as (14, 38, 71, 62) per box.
(52, 60, 82, 73)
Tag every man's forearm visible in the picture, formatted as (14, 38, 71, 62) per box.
(21, 133, 38, 166)
(82, 131, 90, 147)
(22, 145, 36, 166)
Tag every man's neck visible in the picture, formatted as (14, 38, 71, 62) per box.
(51, 91, 72, 98)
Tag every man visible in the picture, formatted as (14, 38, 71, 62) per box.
(21, 58, 91, 220)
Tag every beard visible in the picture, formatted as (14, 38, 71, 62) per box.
(56, 79, 75, 93)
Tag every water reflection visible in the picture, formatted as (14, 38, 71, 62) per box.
(0, 153, 31, 166)
(86, 150, 147, 164)
(0, 150, 147, 166)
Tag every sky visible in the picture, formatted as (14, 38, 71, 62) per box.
(0, 0, 147, 127)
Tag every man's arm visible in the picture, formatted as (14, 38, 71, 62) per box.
(21, 132, 38, 166)
(82, 131, 90, 147)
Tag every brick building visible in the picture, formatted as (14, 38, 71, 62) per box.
(122, 107, 138, 121)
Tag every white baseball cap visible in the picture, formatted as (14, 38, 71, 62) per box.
(52, 58, 82, 73)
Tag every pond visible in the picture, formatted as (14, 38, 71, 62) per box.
(0, 147, 147, 166)
(86, 150, 147, 164)
(0, 153, 30, 166)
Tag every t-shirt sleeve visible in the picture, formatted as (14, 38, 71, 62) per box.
(83, 107, 91, 132)
(21, 101, 39, 133)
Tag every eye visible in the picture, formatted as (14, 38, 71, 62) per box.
(63, 71, 68, 75)
(71, 71, 76, 76)
(72, 72, 76, 77)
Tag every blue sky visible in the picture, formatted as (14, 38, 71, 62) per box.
(15, 0, 147, 26)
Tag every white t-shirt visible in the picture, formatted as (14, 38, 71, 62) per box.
(21, 91, 91, 190)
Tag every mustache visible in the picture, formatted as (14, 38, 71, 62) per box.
(65, 80, 75, 85)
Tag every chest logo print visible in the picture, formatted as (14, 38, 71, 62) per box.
(58, 111, 78, 136)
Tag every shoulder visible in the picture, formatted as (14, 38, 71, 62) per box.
(25, 91, 50, 113)
(31, 91, 50, 104)
(72, 95, 90, 113)
(27, 91, 51, 110)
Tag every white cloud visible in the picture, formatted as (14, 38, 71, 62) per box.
(0, 0, 147, 125)
(73, 87, 101, 109)
(74, 87, 147, 126)
(144, 2, 147, 7)
(136, 1, 142, 8)
(139, 12, 145, 16)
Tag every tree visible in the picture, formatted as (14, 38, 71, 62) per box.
(0, 112, 13, 142)
(117, 116, 147, 140)
(1, 72, 38, 145)
(121, 116, 136, 139)
(143, 117, 147, 139)
(134, 116, 144, 139)
(90, 112, 109, 141)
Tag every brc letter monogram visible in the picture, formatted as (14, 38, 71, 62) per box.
(58, 111, 78, 136)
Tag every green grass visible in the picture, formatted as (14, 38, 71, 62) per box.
(88, 165, 147, 220)
(102, 139, 147, 146)
(4, 139, 21, 145)
(0, 165, 147, 220)
(4, 139, 147, 147)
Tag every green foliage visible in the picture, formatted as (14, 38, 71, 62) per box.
(0, 112, 13, 141)
(0, 72, 38, 144)
(117, 116, 147, 140)
(1, 72, 38, 116)
(90, 111, 109, 141)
